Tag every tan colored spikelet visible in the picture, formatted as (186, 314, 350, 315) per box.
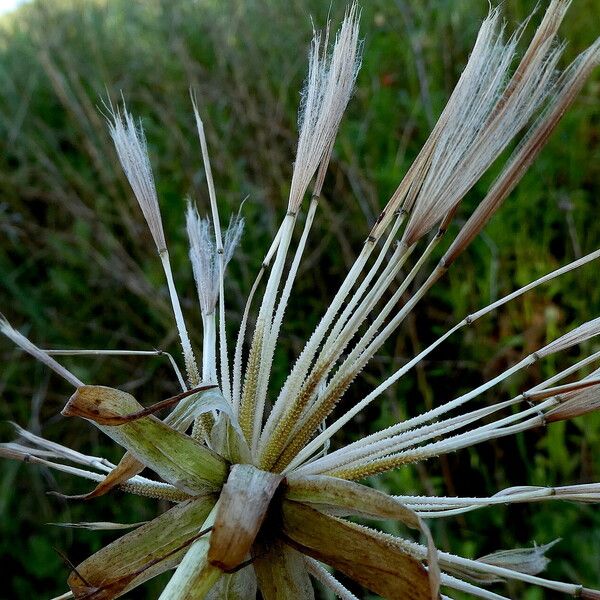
(538, 317, 600, 358)
(288, 2, 361, 212)
(106, 103, 166, 254)
(402, 2, 571, 246)
(546, 383, 600, 423)
(442, 36, 600, 267)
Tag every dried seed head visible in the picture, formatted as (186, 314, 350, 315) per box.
(106, 102, 167, 254)
(186, 201, 244, 316)
(403, 4, 567, 246)
(2, 5, 600, 600)
(288, 2, 362, 212)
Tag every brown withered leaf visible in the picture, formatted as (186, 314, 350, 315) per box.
(281, 500, 432, 600)
(63, 386, 228, 494)
(75, 526, 215, 600)
(68, 494, 215, 599)
(70, 385, 227, 500)
(77, 452, 144, 500)
(208, 464, 283, 571)
(285, 474, 439, 596)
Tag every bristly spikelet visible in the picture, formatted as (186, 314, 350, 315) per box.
(1, 3, 600, 600)
(106, 104, 166, 254)
(106, 101, 201, 387)
(186, 201, 244, 318)
(289, 1, 362, 213)
(237, 2, 363, 451)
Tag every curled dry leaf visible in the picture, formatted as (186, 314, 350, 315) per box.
(63, 385, 228, 494)
(63, 385, 216, 426)
(72, 452, 144, 500)
(74, 386, 238, 500)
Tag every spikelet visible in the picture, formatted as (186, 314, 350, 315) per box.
(443, 35, 600, 267)
(546, 368, 600, 422)
(402, 3, 567, 245)
(186, 201, 244, 317)
(538, 316, 600, 358)
(288, 2, 362, 212)
(106, 101, 200, 386)
(106, 103, 166, 254)
(478, 540, 560, 578)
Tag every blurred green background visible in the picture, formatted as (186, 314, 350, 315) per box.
(0, 0, 599, 597)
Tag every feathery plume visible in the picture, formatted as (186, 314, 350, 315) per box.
(106, 103, 166, 254)
(186, 201, 243, 389)
(186, 202, 244, 318)
(238, 4, 362, 449)
(402, 4, 566, 245)
(190, 91, 243, 402)
(288, 2, 362, 212)
(442, 36, 600, 267)
(106, 101, 200, 386)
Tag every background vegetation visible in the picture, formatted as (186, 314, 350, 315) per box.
(0, 0, 599, 597)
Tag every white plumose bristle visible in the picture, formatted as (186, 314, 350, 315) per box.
(107, 105, 166, 254)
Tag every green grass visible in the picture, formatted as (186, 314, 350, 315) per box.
(0, 0, 599, 597)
